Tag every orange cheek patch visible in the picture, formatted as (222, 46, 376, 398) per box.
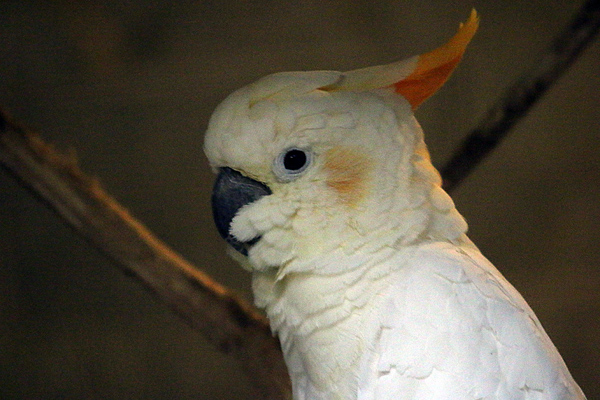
(324, 147, 372, 206)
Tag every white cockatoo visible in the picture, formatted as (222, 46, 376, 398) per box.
(204, 10, 586, 400)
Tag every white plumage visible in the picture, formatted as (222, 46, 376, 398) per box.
(204, 11, 586, 400)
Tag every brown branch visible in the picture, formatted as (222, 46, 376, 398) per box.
(0, 110, 291, 400)
(441, 0, 600, 191)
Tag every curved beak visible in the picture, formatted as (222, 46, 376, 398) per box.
(211, 167, 272, 255)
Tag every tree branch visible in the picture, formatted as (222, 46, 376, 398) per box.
(0, 110, 291, 400)
(441, 0, 600, 191)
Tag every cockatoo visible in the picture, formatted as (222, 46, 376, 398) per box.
(204, 10, 586, 400)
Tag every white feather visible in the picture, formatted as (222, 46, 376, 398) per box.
(203, 66, 586, 399)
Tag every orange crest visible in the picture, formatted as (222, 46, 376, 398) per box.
(323, 10, 479, 109)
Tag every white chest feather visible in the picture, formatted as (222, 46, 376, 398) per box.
(252, 242, 585, 400)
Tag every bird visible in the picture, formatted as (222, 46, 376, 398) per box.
(204, 10, 586, 400)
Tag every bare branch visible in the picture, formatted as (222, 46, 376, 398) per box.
(441, 0, 600, 192)
(0, 110, 291, 400)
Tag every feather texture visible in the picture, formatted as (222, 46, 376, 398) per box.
(251, 240, 585, 400)
(204, 10, 586, 399)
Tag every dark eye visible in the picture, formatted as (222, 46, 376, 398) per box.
(273, 148, 312, 182)
(283, 149, 307, 171)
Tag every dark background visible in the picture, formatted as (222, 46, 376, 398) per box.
(1, 1, 598, 399)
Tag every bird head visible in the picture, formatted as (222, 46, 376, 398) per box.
(204, 11, 478, 274)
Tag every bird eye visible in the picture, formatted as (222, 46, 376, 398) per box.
(283, 149, 307, 171)
(273, 148, 312, 181)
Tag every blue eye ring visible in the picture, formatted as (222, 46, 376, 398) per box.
(273, 147, 312, 182)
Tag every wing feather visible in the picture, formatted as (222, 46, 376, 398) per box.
(360, 242, 586, 400)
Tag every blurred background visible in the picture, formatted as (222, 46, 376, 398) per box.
(0, 1, 598, 399)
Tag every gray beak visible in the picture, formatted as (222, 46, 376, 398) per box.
(211, 167, 272, 255)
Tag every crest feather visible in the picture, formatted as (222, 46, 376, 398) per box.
(322, 9, 479, 109)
